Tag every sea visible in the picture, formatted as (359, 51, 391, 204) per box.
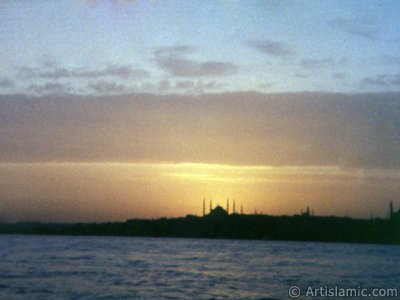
(0, 235, 399, 300)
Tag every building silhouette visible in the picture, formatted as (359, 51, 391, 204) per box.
(300, 206, 313, 217)
(202, 198, 245, 216)
(206, 205, 229, 219)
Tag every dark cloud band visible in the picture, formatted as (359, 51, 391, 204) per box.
(0, 92, 399, 170)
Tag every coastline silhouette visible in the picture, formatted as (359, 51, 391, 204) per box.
(1, 202, 399, 245)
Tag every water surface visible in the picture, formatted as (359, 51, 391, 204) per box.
(0, 235, 399, 299)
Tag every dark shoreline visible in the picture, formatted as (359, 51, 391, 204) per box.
(1, 212, 399, 245)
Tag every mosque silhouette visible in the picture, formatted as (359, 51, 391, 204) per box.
(0, 199, 399, 244)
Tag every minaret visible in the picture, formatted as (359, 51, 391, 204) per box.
(233, 199, 236, 214)
(203, 198, 206, 216)
(226, 198, 229, 214)
(240, 204, 243, 214)
(389, 201, 394, 219)
(209, 199, 213, 213)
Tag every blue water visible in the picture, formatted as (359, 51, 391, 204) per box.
(0, 235, 399, 299)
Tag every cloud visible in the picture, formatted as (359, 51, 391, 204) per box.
(174, 80, 224, 94)
(156, 58, 237, 77)
(381, 55, 400, 66)
(154, 46, 238, 77)
(293, 72, 309, 79)
(259, 83, 274, 88)
(0, 92, 399, 170)
(154, 45, 194, 58)
(328, 18, 379, 40)
(88, 81, 127, 94)
(248, 39, 293, 57)
(332, 72, 347, 80)
(138, 80, 171, 93)
(361, 74, 400, 86)
(175, 81, 195, 89)
(202, 81, 224, 89)
(0, 78, 14, 88)
(157, 79, 170, 92)
(299, 57, 347, 70)
(18, 64, 149, 80)
(28, 82, 70, 94)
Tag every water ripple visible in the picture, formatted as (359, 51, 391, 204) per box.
(0, 236, 399, 299)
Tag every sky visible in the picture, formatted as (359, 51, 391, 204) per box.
(0, 0, 399, 222)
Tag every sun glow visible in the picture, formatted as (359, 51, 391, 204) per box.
(0, 161, 398, 222)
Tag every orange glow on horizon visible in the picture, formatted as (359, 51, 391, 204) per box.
(0, 161, 399, 222)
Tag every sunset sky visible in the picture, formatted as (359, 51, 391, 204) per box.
(0, 0, 399, 222)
